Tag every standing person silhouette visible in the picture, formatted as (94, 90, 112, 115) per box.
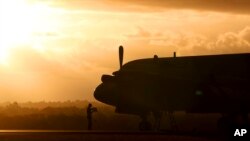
(87, 103, 97, 130)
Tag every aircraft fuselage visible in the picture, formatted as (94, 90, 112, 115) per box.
(94, 53, 250, 115)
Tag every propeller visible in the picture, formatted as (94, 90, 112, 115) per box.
(119, 45, 124, 70)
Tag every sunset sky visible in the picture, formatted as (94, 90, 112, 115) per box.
(0, 0, 250, 102)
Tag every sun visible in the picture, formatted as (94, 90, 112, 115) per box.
(0, 0, 52, 65)
(0, 0, 35, 64)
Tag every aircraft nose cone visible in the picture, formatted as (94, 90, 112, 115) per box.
(94, 83, 117, 105)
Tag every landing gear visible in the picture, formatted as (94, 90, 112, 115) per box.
(217, 114, 231, 135)
(139, 120, 152, 131)
(166, 111, 178, 131)
(138, 111, 179, 131)
(153, 111, 163, 131)
(139, 114, 152, 131)
(138, 111, 162, 131)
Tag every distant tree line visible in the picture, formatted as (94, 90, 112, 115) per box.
(0, 101, 140, 130)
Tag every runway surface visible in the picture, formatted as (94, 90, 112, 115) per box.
(0, 130, 220, 141)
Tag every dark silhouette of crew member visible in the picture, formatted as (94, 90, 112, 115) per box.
(87, 103, 97, 130)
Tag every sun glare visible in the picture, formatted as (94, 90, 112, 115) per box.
(0, 0, 52, 65)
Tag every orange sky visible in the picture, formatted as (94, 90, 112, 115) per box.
(0, 0, 250, 102)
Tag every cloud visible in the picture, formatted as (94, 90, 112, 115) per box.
(214, 32, 249, 52)
(239, 26, 250, 41)
(108, 0, 250, 14)
(32, 0, 250, 14)
(147, 26, 250, 56)
(126, 27, 151, 39)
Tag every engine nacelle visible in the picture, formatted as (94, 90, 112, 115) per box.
(101, 75, 114, 83)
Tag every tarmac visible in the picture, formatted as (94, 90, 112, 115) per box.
(0, 130, 221, 141)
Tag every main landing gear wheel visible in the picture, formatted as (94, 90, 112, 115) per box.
(139, 114, 152, 131)
(139, 120, 152, 131)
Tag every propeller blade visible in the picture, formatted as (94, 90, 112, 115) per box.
(119, 45, 124, 69)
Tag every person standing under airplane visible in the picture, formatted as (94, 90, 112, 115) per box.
(87, 103, 97, 130)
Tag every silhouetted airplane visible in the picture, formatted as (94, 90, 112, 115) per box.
(94, 45, 250, 130)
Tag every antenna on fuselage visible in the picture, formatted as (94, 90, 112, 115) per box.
(173, 52, 176, 58)
(119, 45, 124, 69)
